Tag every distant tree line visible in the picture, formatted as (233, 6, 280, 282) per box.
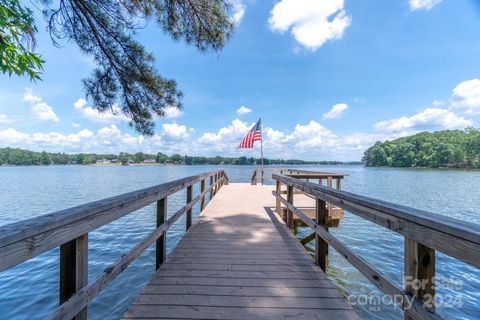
(0, 147, 360, 166)
(183, 156, 355, 166)
(362, 128, 480, 168)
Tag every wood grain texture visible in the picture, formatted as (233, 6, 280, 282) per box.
(10, 170, 226, 320)
(59, 234, 88, 320)
(0, 170, 226, 272)
(273, 174, 480, 268)
(123, 184, 358, 320)
(274, 179, 442, 320)
(156, 198, 167, 269)
(405, 238, 436, 320)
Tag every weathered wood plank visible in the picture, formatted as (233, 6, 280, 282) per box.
(45, 173, 225, 320)
(124, 306, 359, 320)
(131, 294, 351, 309)
(155, 197, 167, 269)
(405, 238, 436, 320)
(59, 234, 88, 320)
(164, 257, 315, 266)
(315, 198, 329, 271)
(186, 185, 192, 230)
(0, 170, 225, 272)
(286, 185, 293, 229)
(200, 179, 206, 211)
(158, 263, 320, 272)
(152, 269, 327, 280)
(149, 276, 337, 287)
(140, 284, 340, 297)
(125, 184, 358, 320)
(274, 174, 480, 244)
(273, 174, 480, 269)
(275, 184, 440, 320)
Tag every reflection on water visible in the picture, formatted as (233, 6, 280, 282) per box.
(0, 165, 479, 319)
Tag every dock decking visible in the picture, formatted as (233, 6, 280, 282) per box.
(3, 168, 471, 319)
(123, 184, 358, 320)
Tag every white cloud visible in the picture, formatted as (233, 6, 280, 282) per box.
(231, 0, 246, 25)
(0, 117, 409, 161)
(268, 0, 351, 51)
(164, 106, 183, 119)
(374, 108, 473, 134)
(23, 88, 60, 123)
(22, 88, 42, 104)
(409, 0, 442, 11)
(0, 128, 29, 143)
(0, 114, 14, 124)
(197, 119, 250, 146)
(73, 99, 128, 124)
(450, 78, 480, 115)
(72, 122, 81, 128)
(162, 123, 190, 141)
(236, 106, 252, 115)
(323, 103, 348, 119)
(98, 124, 121, 137)
(31, 102, 60, 123)
(73, 98, 87, 109)
(0, 128, 95, 150)
(195, 119, 373, 160)
(0, 123, 188, 155)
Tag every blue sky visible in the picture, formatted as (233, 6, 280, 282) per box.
(1, 0, 480, 160)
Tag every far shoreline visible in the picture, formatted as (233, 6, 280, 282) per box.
(2, 163, 480, 171)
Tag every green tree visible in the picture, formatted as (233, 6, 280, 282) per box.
(0, 0, 44, 79)
(170, 153, 183, 163)
(2, 0, 236, 134)
(363, 129, 480, 168)
(156, 152, 168, 163)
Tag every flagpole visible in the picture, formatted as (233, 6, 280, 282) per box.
(260, 118, 264, 185)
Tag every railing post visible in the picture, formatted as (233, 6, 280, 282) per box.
(336, 178, 342, 190)
(327, 176, 333, 214)
(286, 185, 294, 229)
(200, 179, 206, 211)
(210, 175, 214, 200)
(261, 169, 264, 185)
(186, 185, 192, 230)
(223, 171, 228, 185)
(315, 199, 329, 272)
(404, 238, 435, 319)
(60, 234, 88, 320)
(275, 180, 281, 214)
(156, 197, 167, 269)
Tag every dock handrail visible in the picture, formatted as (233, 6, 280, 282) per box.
(0, 170, 228, 320)
(251, 167, 347, 185)
(272, 173, 480, 320)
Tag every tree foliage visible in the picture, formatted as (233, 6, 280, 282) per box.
(363, 128, 480, 168)
(2, 0, 235, 134)
(0, 147, 359, 166)
(0, 0, 44, 80)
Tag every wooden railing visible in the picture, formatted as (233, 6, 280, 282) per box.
(0, 170, 228, 320)
(272, 173, 480, 320)
(251, 167, 346, 185)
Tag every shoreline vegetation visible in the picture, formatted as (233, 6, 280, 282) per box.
(0, 147, 361, 166)
(363, 128, 480, 168)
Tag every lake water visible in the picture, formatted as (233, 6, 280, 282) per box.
(0, 165, 479, 320)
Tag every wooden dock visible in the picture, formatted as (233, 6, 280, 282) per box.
(123, 184, 358, 319)
(2, 168, 480, 320)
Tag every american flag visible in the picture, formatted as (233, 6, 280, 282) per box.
(237, 119, 262, 149)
